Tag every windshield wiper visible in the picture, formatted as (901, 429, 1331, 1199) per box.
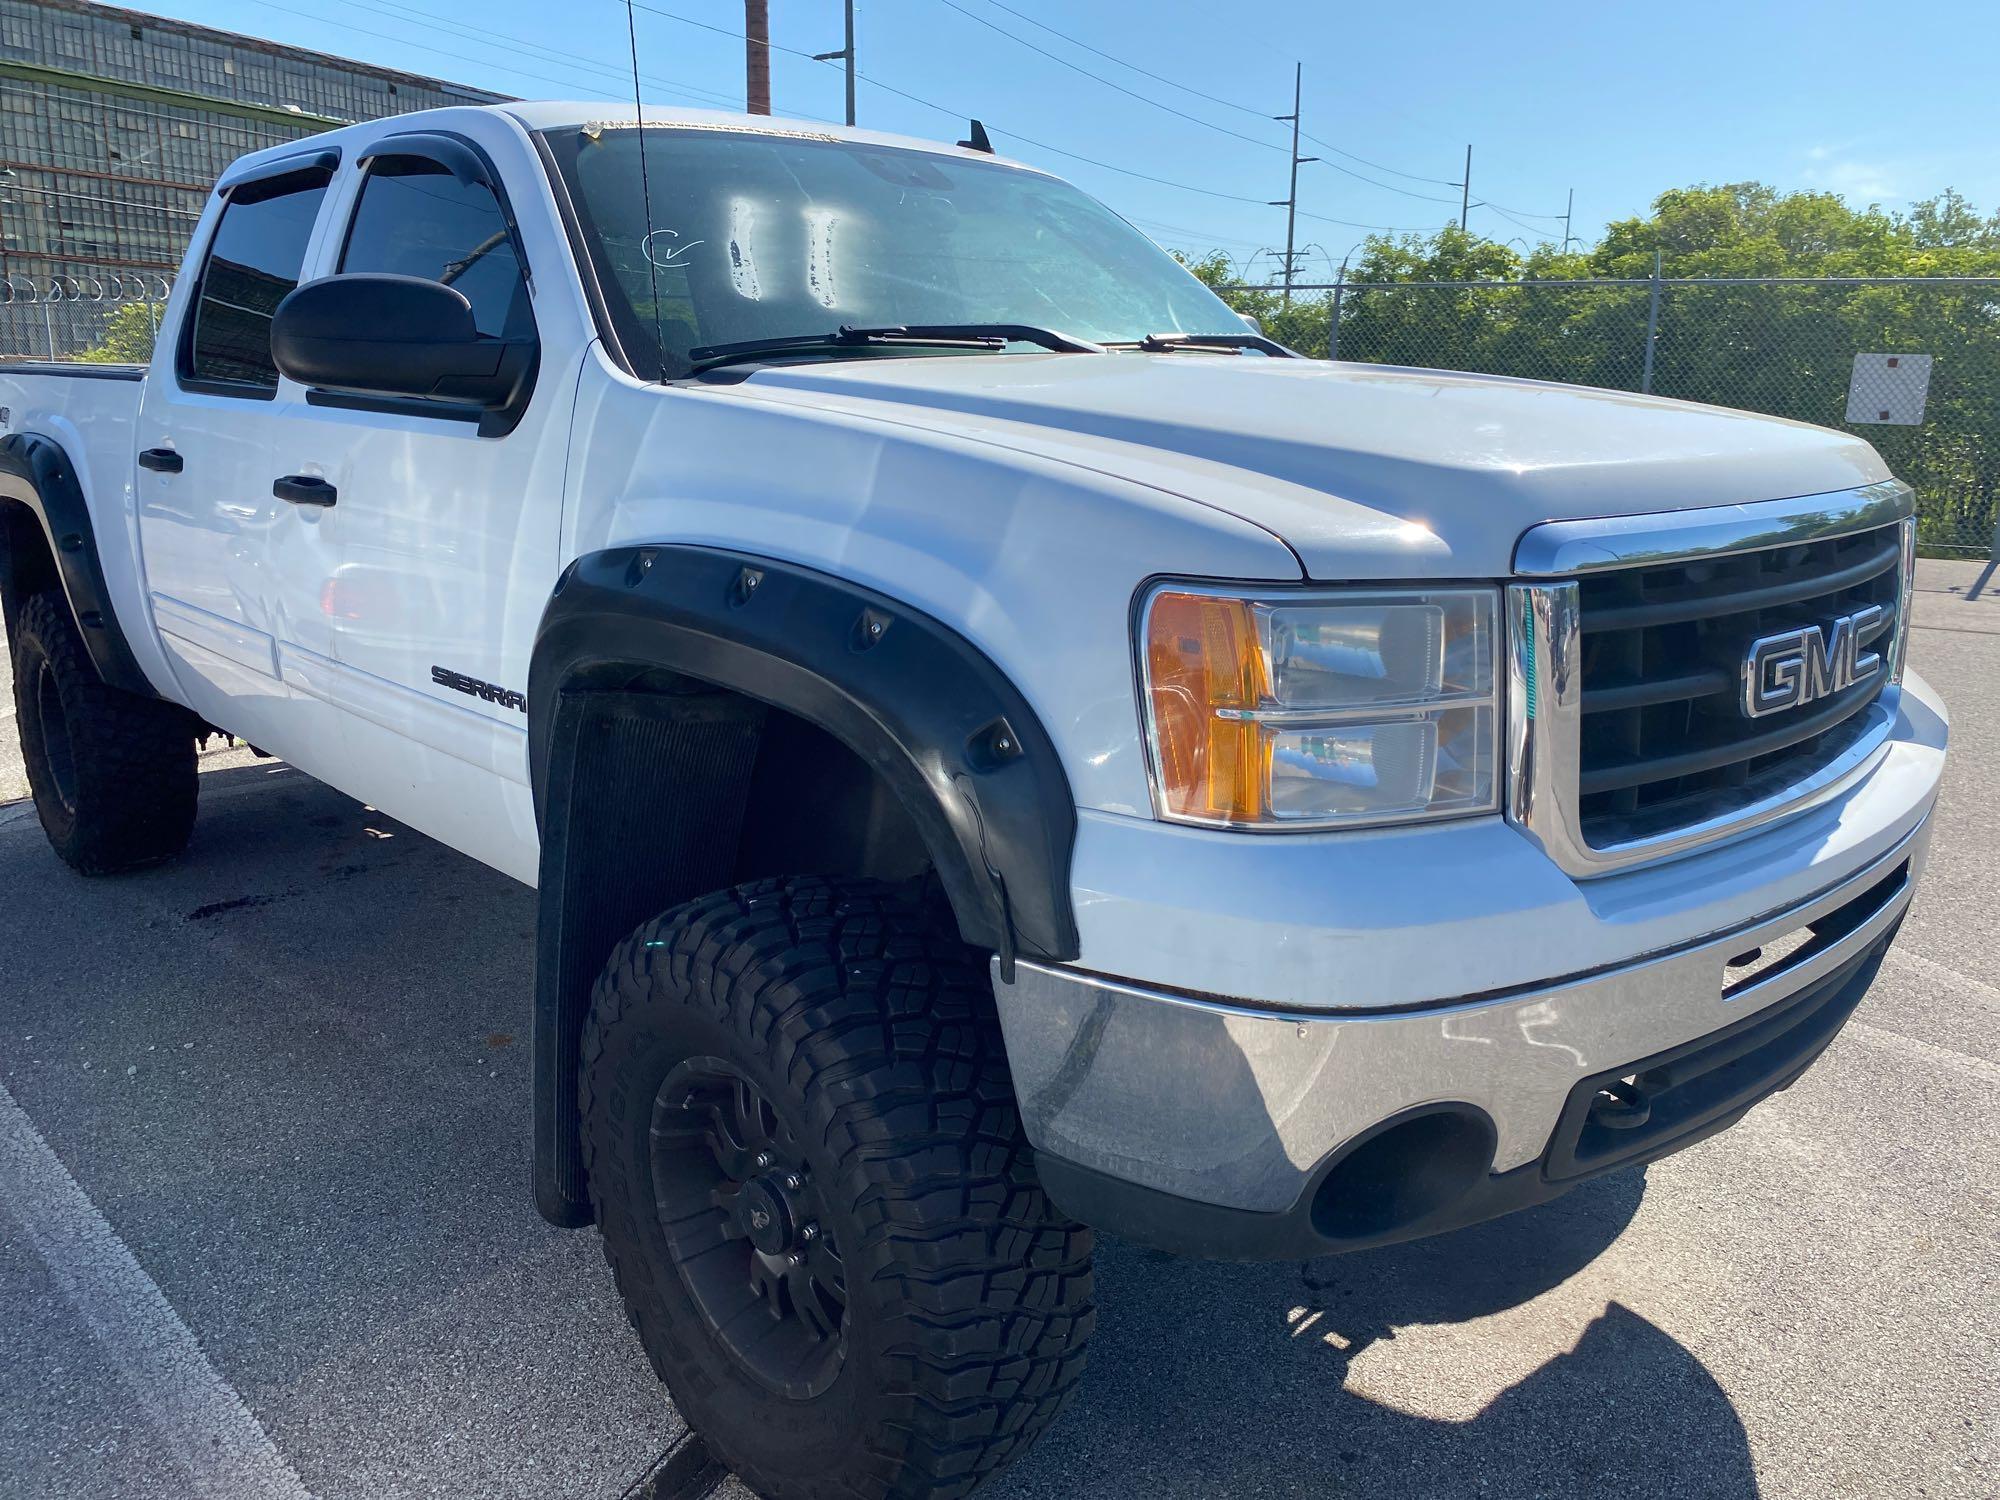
(687, 323, 1103, 371)
(1120, 331, 1298, 357)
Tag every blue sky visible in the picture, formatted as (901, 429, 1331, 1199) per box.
(146, 0, 1994, 278)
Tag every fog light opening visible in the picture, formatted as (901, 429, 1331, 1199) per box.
(1310, 1106, 1496, 1243)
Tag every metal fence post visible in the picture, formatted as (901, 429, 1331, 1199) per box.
(1641, 250, 1662, 394)
(1328, 272, 1344, 362)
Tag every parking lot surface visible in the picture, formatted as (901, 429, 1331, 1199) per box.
(2, 560, 1996, 1500)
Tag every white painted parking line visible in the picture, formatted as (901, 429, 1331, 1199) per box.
(0, 1082, 314, 1500)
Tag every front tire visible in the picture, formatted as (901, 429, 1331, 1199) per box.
(9, 591, 197, 874)
(580, 877, 1095, 1500)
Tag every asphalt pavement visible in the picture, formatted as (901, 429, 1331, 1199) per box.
(1, 560, 1995, 1500)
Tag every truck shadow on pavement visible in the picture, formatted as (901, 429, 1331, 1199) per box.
(1, 763, 1758, 1499)
(994, 1170, 1760, 1499)
(177, 765, 1756, 1499)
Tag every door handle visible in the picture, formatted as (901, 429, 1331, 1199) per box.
(273, 474, 337, 507)
(138, 447, 183, 474)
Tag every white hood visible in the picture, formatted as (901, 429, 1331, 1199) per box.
(725, 352, 1892, 578)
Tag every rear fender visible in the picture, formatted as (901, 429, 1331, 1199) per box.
(0, 432, 154, 695)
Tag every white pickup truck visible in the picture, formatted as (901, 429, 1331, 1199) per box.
(0, 101, 1950, 1499)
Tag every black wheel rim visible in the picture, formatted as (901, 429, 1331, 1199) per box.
(32, 659, 78, 814)
(649, 1057, 849, 1399)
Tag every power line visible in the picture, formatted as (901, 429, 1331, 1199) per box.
(972, 0, 1468, 190)
(1295, 206, 1440, 233)
(930, 0, 1288, 156)
(1314, 156, 1463, 204)
(349, 0, 748, 109)
(1299, 130, 1463, 188)
(628, 0, 1269, 204)
(1126, 216, 1270, 250)
(945, 0, 1515, 213)
(1482, 201, 1559, 238)
(622, 1, 1436, 226)
(958, 0, 1581, 225)
(978, 0, 1274, 121)
(240, 0, 629, 103)
(244, 0, 847, 126)
(1478, 197, 1568, 221)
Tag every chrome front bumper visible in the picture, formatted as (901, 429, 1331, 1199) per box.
(993, 813, 1930, 1229)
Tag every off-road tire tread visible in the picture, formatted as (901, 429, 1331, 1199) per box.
(10, 591, 197, 874)
(579, 876, 1095, 1500)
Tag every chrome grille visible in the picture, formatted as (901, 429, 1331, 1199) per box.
(1574, 524, 1902, 846)
(1506, 482, 1916, 878)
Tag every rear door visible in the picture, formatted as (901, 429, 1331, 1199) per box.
(135, 151, 337, 747)
(256, 123, 582, 882)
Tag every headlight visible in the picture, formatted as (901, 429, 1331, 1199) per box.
(1139, 583, 1500, 829)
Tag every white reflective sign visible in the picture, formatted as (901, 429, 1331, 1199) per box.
(1846, 352, 1933, 426)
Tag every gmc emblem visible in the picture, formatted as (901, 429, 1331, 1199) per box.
(1742, 605, 1888, 718)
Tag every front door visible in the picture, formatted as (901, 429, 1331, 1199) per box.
(256, 124, 579, 882)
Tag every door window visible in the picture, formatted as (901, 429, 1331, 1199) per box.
(182, 166, 331, 393)
(339, 159, 533, 340)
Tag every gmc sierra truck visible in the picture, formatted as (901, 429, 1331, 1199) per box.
(0, 102, 1949, 1499)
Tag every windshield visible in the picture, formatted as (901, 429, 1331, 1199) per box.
(542, 124, 1247, 376)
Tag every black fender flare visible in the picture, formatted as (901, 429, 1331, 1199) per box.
(529, 544, 1081, 964)
(524, 544, 1081, 1226)
(0, 432, 156, 696)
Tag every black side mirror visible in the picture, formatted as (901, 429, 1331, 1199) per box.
(270, 274, 534, 410)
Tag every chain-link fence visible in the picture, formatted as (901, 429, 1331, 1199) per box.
(0, 275, 176, 368)
(1220, 276, 2000, 557)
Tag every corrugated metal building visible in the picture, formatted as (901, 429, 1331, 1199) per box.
(0, 0, 502, 286)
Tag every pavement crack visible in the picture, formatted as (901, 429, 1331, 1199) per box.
(184, 890, 304, 923)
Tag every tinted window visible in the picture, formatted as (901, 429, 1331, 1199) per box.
(547, 126, 1244, 377)
(340, 160, 531, 339)
(185, 168, 330, 389)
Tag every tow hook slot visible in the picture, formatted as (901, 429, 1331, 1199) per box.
(1589, 1075, 1655, 1131)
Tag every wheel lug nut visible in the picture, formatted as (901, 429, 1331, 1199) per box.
(753, 1152, 774, 1170)
(782, 1172, 804, 1191)
(800, 1222, 819, 1243)
(787, 1252, 805, 1268)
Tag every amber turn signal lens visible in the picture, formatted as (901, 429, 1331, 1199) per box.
(1144, 591, 1272, 822)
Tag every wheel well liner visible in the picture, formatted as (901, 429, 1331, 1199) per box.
(0, 432, 155, 695)
(526, 544, 1081, 1226)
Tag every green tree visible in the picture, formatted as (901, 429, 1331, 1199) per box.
(77, 301, 162, 364)
(1172, 184, 2000, 552)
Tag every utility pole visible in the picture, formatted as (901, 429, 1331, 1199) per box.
(1459, 144, 1471, 232)
(745, 0, 771, 115)
(1562, 187, 1574, 253)
(812, 0, 856, 127)
(1268, 63, 1318, 305)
